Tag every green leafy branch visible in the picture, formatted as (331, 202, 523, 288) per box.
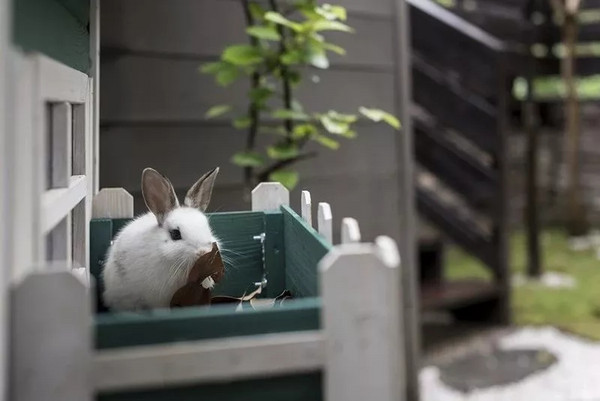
(201, 0, 400, 191)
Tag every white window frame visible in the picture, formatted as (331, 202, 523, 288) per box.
(10, 53, 96, 285)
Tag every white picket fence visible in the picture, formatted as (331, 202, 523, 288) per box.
(10, 182, 409, 401)
(0, 49, 413, 401)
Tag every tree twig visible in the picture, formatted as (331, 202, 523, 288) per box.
(258, 152, 317, 181)
(241, 0, 262, 190)
(269, 0, 294, 142)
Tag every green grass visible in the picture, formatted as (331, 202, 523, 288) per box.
(446, 229, 600, 340)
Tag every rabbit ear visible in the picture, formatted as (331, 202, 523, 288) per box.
(184, 167, 219, 212)
(142, 168, 179, 225)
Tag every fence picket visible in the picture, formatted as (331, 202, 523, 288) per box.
(92, 188, 134, 219)
(341, 218, 361, 244)
(318, 203, 333, 244)
(12, 270, 92, 401)
(251, 183, 289, 212)
(320, 241, 403, 401)
(301, 190, 312, 226)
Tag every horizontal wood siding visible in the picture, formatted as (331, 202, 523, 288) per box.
(12, 0, 90, 73)
(100, 0, 401, 241)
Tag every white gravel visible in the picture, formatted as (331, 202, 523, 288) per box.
(512, 272, 577, 289)
(421, 327, 600, 401)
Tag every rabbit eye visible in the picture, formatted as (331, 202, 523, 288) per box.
(169, 229, 182, 241)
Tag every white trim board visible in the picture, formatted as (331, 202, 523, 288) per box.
(41, 175, 87, 234)
(94, 331, 324, 392)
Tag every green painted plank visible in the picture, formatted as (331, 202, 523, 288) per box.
(12, 0, 90, 73)
(90, 211, 266, 312)
(95, 297, 321, 349)
(264, 212, 286, 298)
(58, 0, 89, 26)
(281, 206, 332, 298)
(111, 218, 131, 237)
(90, 219, 113, 313)
(98, 372, 322, 401)
(208, 211, 265, 297)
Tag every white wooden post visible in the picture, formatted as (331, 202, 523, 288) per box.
(10, 53, 39, 283)
(90, 0, 100, 194)
(72, 102, 91, 276)
(341, 217, 361, 244)
(301, 190, 312, 226)
(317, 202, 332, 244)
(319, 241, 403, 401)
(393, 0, 420, 398)
(92, 188, 134, 219)
(11, 270, 92, 401)
(0, 0, 10, 397)
(251, 182, 289, 212)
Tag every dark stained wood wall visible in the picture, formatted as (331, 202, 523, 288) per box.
(100, 0, 403, 242)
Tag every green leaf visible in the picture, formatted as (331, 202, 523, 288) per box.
(246, 25, 281, 41)
(222, 45, 264, 66)
(231, 151, 265, 167)
(268, 170, 299, 190)
(281, 49, 304, 65)
(216, 65, 240, 86)
(264, 12, 302, 31)
(205, 104, 232, 118)
(260, 126, 288, 137)
(287, 70, 302, 85)
(248, 2, 266, 20)
(267, 143, 299, 160)
(320, 114, 350, 135)
(313, 134, 340, 150)
(322, 42, 346, 55)
(359, 107, 401, 129)
(312, 20, 354, 32)
(327, 110, 358, 123)
(249, 87, 274, 106)
(307, 44, 329, 69)
(272, 109, 310, 120)
(233, 116, 252, 129)
(199, 61, 223, 74)
(293, 123, 318, 139)
(318, 4, 347, 21)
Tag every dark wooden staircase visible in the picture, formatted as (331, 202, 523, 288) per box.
(409, 0, 514, 323)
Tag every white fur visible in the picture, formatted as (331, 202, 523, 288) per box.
(102, 207, 219, 311)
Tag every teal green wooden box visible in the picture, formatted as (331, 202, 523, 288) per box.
(90, 205, 331, 401)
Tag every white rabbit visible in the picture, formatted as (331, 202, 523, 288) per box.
(102, 167, 220, 311)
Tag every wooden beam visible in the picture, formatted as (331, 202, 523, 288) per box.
(394, 0, 420, 399)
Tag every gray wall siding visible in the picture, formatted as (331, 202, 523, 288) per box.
(100, 0, 401, 241)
